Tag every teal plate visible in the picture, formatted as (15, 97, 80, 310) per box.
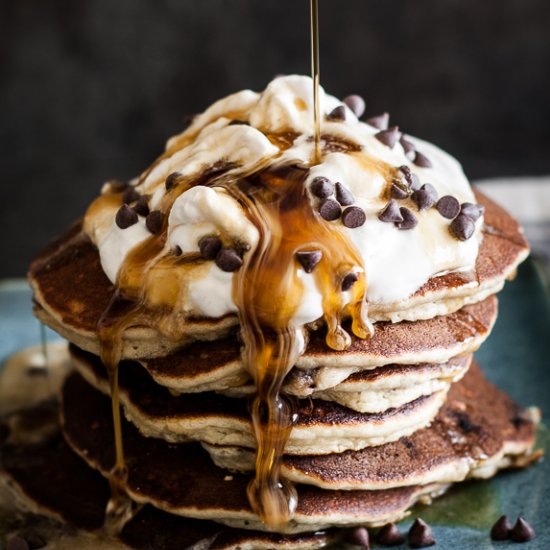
(1, 259, 549, 549)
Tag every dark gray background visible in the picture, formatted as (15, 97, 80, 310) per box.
(1, 0, 549, 277)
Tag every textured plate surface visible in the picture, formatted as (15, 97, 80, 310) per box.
(1, 259, 550, 548)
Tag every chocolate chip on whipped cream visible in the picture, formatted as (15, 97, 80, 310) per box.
(396, 207, 418, 230)
(341, 272, 358, 291)
(122, 187, 140, 205)
(400, 135, 416, 160)
(391, 180, 410, 200)
(133, 195, 150, 217)
(165, 172, 181, 191)
(296, 250, 323, 273)
(342, 206, 366, 228)
(398, 165, 421, 191)
(413, 151, 433, 168)
(115, 204, 138, 229)
(460, 202, 485, 222)
(378, 200, 404, 223)
(198, 235, 222, 260)
(412, 183, 438, 211)
(335, 181, 354, 206)
(319, 199, 342, 221)
(310, 176, 334, 198)
(375, 126, 401, 148)
(450, 213, 475, 241)
(215, 248, 243, 272)
(327, 105, 347, 121)
(343, 94, 366, 118)
(145, 210, 163, 234)
(366, 112, 389, 130)
(436, 195, 461, 219)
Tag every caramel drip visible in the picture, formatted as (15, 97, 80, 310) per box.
(230, 165, 371, 527)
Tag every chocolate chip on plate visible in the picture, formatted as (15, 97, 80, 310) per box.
(366, 112, 389, 130)
(413, 151, 433, 168)
(375, 126, 401, 148)
(199, 235, 222, 260)
(327, 105, 346, 121)
(436, 195, 461, 219)
(460, 202, 485, 222)
(310, 177, 334, 199)
(376, 523, 405, 546)
(335, 182, 355, 206)
(215, 248, 243, 272)
(319, 199, 342, 221)
(115, 204, 139, 229)
(490, 515, 512, 541)
(145, 210, 163, 234)
(343, 94, 366, 118)
(342, 206, 366, 228)
(378, 200, 404, 223)
(391, 181, 409, 200)
(133, 195, 150, 217)
(408, 518, 435, 548)
(511, 517, 536, 542)
(122, 187, 140, 204)
(343, 526, 370, 549)
(400, 135, 416, 160)
(412, 183, 438, 211)
(165, 172, 181, 191)
(296, 250, 323, 273)
(342, 272, 358, 291)
(396, 207, 418, 230)
(450, 213, 475, 241)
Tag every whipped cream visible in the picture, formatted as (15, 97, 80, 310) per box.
(85, 75, 482, 325)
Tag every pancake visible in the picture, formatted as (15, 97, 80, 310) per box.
(203, 363, 540, 489)
(67, 365, 447, 455)
(58, 361, 538, 534)
(29, 191, 527, 361)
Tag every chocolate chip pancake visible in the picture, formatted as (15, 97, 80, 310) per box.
(67, 363, 448, 455)
(57, 361, 537, 534)
(29, 191, 525, 361)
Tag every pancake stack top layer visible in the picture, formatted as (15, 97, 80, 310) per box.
(23, 75, 536, 545)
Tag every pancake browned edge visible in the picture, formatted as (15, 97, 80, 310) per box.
(0, 409, 335, 549)
(28, 190, 528, 360)
(57, 362, 539, 534)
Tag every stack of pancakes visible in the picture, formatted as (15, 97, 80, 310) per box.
(2, 76, 540, 548)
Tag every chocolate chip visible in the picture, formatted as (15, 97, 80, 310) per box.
(342, 272, 358, 291)
(376, 523, 404, 546)
(228, 119, 249, 126)
(343, 94, 366, 118)
(511, 517, 535, 542)
(335, 182, 355, 206)
(133, 195, 150, 217)
(145, 210, 163, 234)
(375, 126, 401, 148)
(379, 200, 404, 223)
(165, 172, 181, 191)
(396, 207, 418, 230)
(199, 235, 222, 260)
(215, 248, 243, 272)
(366, 112, 389, 130)
(6, 536, 29, 550)
(450, 213, 475, 241)
(408, 518, 435, 548)
(319, 199, 342, 221)
(490, 515, 512, 540)
(296, 250, 323, 273)
(310, 177, 334, 199)
(115, 204, 139, 229)
(460, 202, 485, 222)
(174, 245, 183, 256)
(342, 206, 366, 228)
(343, 526, 370, 549)
(391, 181, 409, 200)
(413, 151, 433, 168)
(400, 136, 416, 160)
(412, 183, 438, 211)
(327, 105, 346, 121)
(436, 195, 460, 219)
(122, 187, 140, 204)
(398, 165, 420, 191)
